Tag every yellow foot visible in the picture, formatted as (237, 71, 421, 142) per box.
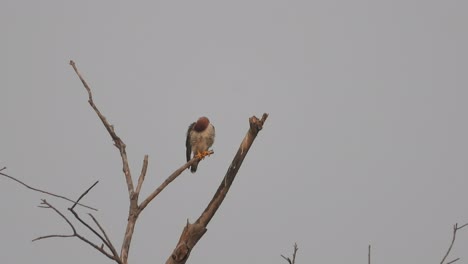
(195, 150, 212, 159)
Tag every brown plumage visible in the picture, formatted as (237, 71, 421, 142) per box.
(186, 117, 215, 173)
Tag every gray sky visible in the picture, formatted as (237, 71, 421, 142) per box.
(2, 1, 468, 264)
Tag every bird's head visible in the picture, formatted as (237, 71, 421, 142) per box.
(193, 116, 210, 132)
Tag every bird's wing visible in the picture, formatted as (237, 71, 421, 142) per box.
(186, 122, 196, 162)
(208, 124, 215, 147)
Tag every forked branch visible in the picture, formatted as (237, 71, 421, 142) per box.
(69, 182, 123, 264)
(33, 199, 76, 242)
(71, 60, 139, 263)
(120, 152, 214, 263)
(34, 199, 120, 263)
(440, 222, 468, 264)
(281, 243, 299, 264)
(70, 60, 221, 264)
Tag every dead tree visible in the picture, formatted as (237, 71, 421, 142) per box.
(0, 60, 268, 264)
(2, 61, 467, 264)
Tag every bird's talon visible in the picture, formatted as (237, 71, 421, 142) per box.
(195, 151, 203, 159)
(194, 150, 212, 160)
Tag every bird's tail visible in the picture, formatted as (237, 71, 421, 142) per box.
(190, 161, 199, 173)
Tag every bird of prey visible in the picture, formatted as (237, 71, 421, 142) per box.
(186, 116, 215, 173)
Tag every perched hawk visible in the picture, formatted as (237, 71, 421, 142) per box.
(186, 116, 215, 173)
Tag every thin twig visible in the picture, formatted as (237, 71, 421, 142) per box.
(0, 171, 97, 211)
(89, 213, 121, 263)
(440, 223, 468, 264)
(75, 233, 116, 261)
(368, 244, 371, 264)
(69, 182, 112, 252)
(33, 199, 76, 241)
(138, 151, 213, 213)
(281, 255, 292, 264)
(0, 166, 6, 171)
(32, 200, 117, 261)
(70, 180, 99, 210)
(292, 243, 298, 264)
(447, 258, 460, 264)
(33, 234, 75, 241)
(281, 243, 298, 264)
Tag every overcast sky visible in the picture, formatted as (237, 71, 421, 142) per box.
(2, 1, 468, 264)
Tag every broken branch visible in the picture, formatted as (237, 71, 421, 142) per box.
(165, 113, 268, 264)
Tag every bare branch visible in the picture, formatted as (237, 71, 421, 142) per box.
(447, 258, 460, 264)
(33, 234, 75, 241)
(281, 255, 292, 264)
(135, 155, 149, 196)
(0, 166, 6, 171)
(75, 233, 117, 262)
(71, 60, 138, 264)
(69, 183, 123, 264)
(33, 199, 77, 241)
(139, 151, 213, 212)
(32, 200, 117, 262)
(292, 243, 298, 264)
(119, 153, 213, 263)
(281, 243, 298, 264)
(368, 244, 371, 264)
(440, 223, 468, 264)
(70, 180, 99, 210)
(70, 60, 134, 196)
(69, 182, 112, 253)
(166, 114, 268, 264)
(89, 213, 121, 262)
(70, 60, 228, 264)
(0, 171, 97, 211)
